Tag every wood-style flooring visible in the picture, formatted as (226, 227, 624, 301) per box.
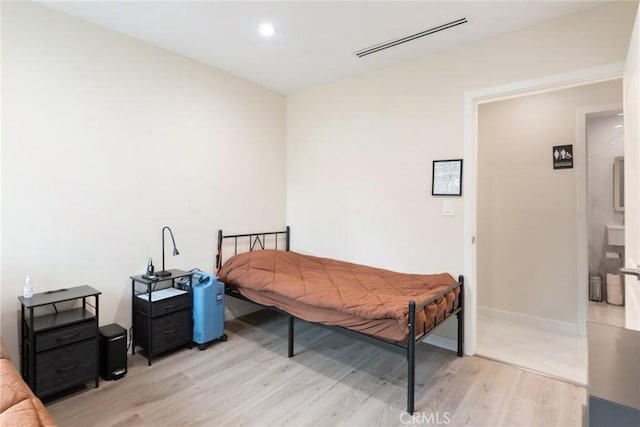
(47, 310, 586, 426)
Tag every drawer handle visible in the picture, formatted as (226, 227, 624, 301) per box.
(163, 329, 177, 334)
(163, 304, 177, 311)
(56, 331, 80, 341)
(55, 363, 80, 373)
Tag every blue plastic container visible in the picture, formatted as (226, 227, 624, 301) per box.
(190, 269, 226, 349)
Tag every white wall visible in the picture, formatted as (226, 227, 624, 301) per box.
(286, 3, 635, 275)
(477, 81, 622, 324)
(1, 2, 286, 363)
(587, 113, 625, 279)
(286, 2, 636, 339)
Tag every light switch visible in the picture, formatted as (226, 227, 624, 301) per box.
(443, 200, 453, 216)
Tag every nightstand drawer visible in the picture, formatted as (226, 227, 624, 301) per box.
(151, 310, 191, 353)
(36, 320, 96, 352)
(35, 339, 96, 397)
(136, 291, 191, 318)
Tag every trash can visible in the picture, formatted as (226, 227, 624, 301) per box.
(99, 323, 127, 380)
(589, 275, 602, 302)
(606, 274, 624, 306)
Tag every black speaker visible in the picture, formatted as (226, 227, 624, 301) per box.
(99, 323, 127, 381)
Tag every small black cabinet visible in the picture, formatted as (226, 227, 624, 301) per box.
(131, 269, 193, 365)
(19, 286, 101, 399)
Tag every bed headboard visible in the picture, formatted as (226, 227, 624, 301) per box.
(215, 226, 290, 273)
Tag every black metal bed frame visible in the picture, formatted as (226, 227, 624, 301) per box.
(215, 226, 464, 414)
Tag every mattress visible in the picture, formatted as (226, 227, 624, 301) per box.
(218, 250, 460, 342)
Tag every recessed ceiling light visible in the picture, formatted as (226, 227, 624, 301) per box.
(615, 124, 623, 128)
(259, 23, 275, 37)
(617, 113, 624, 116)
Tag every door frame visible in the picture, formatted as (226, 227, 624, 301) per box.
(463, 62, 624, 354)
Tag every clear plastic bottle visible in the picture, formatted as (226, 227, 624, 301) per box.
(23, 275, 33, 298)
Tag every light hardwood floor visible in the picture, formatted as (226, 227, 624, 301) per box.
(47, 311, 586, 426)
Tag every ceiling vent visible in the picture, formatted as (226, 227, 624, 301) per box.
(354, 18, 468, 58)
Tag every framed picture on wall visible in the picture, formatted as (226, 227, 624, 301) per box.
(432, 159, 463, 196)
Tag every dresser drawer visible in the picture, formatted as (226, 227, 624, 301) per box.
(36, 320, 96, 352)
(151, 309, 191, 354)
(35, 339, 96, 397)
(136, 291, 191, 318)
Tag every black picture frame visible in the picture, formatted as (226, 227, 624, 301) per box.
(432, 159, 463, 196)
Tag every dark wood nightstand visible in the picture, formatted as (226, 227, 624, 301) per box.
(130, 269, 193, 365)
(18, 286, 101, 399)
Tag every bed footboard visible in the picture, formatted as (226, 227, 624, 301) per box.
(406, 276, 464, 413)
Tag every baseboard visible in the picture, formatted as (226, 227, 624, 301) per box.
(478, 306, 578, 335)
(424, 334, 458, 352)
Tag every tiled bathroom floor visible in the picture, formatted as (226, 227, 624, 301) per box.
(476, 311, 588, 385)
(588, 300, 625, 327)
(476, 302, 625, 385)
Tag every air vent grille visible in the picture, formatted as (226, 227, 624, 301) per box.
(354, 18, 468, 58)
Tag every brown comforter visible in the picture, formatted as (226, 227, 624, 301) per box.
(218, 250, 460, 340)
(1, 339, 57, 426)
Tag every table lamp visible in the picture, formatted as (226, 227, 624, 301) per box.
(156, 226, 180, 277)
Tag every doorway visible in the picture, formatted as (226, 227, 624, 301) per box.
(585, 109, 626, 327)
(473, 79, 622, 384)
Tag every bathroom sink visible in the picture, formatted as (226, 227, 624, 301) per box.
(607, 225, 625, 246)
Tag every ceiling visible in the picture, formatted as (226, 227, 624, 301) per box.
(40, 1, 609, 94)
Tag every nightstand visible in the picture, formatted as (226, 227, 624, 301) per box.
(130, 269, 193, 365)
(18, 286, 101, 399)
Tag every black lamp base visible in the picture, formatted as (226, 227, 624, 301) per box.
(155, 270, 172, 278)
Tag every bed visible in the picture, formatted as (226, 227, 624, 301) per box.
(215, 227, 464, 414)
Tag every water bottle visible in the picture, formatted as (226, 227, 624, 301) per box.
(23, 276, 33, 298)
